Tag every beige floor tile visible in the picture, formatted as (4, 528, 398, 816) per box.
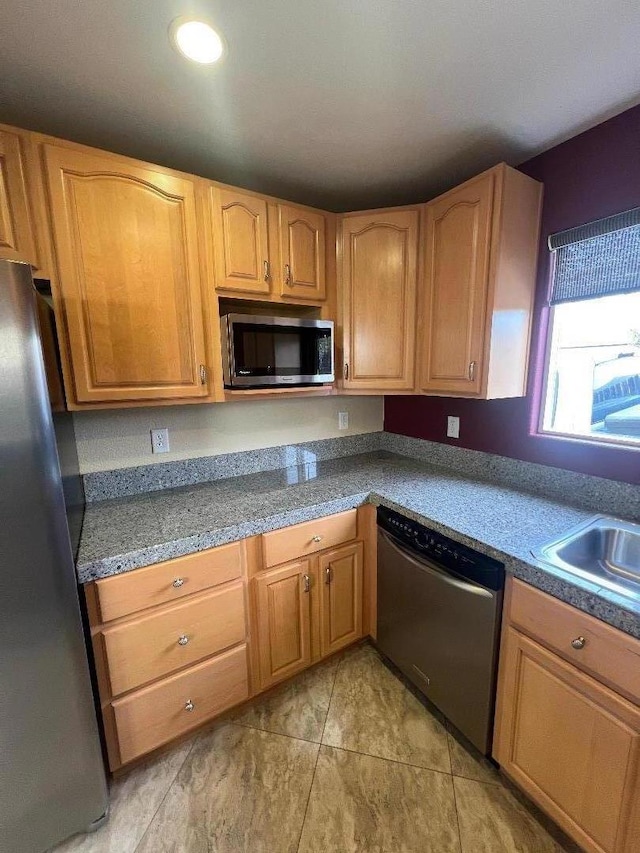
(231, 655, 339, 741)
(447, 725, 503, 786)
(298, 745, 461, 853)
(454, 776, 566, 852)
(136, 722, 318, 853)
(47, 739, 193, 853)
(323, 643, 451, 772)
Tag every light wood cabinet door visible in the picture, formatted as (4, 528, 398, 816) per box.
(211, 187, 271, 295)
(342, 209, 419, 390)
(254, 559, 313, 690)
(278, 204, 326, 301)
(0, 129, 41, 270)
(419, 173, 494, 395)
(494, 627, 640, 853)
(319, 542, 363, 657)
(43, 145, 210, 404)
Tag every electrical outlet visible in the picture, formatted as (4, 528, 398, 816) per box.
(150, 428, 170, 454)
(338, 411, 349, 430)
(447, 416, 460, 439)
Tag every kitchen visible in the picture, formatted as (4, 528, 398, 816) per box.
(1, 2, 640, 852)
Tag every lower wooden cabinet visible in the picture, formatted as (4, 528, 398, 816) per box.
(99, 582, 246, 696)
(319, 542, 363, 657)
(85, 512, 370, 771)
(494, 582, 640, 853)
(254, 559, 314, 690)
(254, 541, 364, 691)
(112, 645, 249, 766)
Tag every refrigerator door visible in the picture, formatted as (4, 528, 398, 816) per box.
(0, 261, 108, 853)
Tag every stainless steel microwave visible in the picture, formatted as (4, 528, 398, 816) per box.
(221, 314, 334, 388)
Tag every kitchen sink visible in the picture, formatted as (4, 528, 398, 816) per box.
(533, 516, 640, 602)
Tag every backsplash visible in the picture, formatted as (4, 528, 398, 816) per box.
(83, 432, 386, 500)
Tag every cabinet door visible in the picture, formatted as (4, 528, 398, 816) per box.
(44, 146, 210, 404)
(319, 542, 363, 657)
(254, 559, 313, 690)
(0, 129, 40, 270)
(211, 187, 271, 295)
(342, 209, 418, 390)
(494, 627, 640, 853)
(419, 173, 494, 395)
(278, 205, 326, 300)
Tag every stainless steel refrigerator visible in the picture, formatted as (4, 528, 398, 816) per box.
(0, 260, 108, 852)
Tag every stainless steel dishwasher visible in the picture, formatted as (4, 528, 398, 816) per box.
(376, 506, 505, 755)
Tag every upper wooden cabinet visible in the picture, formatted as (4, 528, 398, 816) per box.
(341, 208, 419, 391)
(418, 164, 542, 398)
(278, 204, 326, 301)
(208, 190, 327, 303)
(210, 187, 271, 295)
(43, 145, 213, 406)
(0, 127, 48, 275)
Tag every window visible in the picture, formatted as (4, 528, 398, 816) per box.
(541, 208, 640, 447)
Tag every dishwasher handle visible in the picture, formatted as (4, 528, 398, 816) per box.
(378, 529, 495, 599)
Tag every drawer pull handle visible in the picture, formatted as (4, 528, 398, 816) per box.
(302, 574, 311, 593)
(312, 535, 323, 543)
(571, 636, 586, 650)
(184, 699, 194, 712)
(172, 578, 185, 588)
(178, 635, 189, 646)
(325, 566, 333, 585)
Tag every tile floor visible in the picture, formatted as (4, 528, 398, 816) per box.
(50, 642, 578, 853)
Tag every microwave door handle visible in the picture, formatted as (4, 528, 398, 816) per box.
(379, 529, 494, 598)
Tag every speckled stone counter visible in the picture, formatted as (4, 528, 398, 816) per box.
(77, 451, 640, 639)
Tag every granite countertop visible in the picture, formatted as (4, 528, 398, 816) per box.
(78, 451, 640, 639)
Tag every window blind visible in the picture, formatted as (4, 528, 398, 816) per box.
(548, 207, 640, 304)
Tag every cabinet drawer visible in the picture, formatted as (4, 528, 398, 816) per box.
(95, 541, 243, 623)
(102, 583, 246, 696)
(509, 579, 640, 704)
(113, 645, 249, 765)
(262, 510, 357, 568)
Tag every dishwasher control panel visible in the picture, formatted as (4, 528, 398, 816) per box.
(377, 506, 505, 592)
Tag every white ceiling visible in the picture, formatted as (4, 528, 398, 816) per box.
(2, 0, 640, 211)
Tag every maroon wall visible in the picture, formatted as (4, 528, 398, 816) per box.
(384, 104, 640, 485)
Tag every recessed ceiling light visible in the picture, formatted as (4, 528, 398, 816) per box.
(169, 18, 226, 64)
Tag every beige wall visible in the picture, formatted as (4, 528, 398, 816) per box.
(73, 396, 384, 473)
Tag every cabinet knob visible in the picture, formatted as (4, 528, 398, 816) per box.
(184, 699, 194, 712)
(178, 634, 189, 646)
(571, 636, 586, 650)
(172, 578, 185, 588)
(311, 535, 323, 543)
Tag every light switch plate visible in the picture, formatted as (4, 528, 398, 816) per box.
(338, 411, 349, 430)
(447, 416, 460, 439)
(151, 428, 170, 453)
